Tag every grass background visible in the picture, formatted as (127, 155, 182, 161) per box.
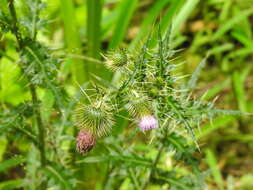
(0, 0, 253, 189)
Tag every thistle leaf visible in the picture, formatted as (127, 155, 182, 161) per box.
(186, 56, 208, 90)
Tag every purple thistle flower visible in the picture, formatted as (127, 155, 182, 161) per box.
(76, 130, 96, 154)
(138, 115, 158, 131)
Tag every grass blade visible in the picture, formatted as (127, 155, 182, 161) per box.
(171, 0, 200, 37)
(212, 8, 253, 41)
(87, 0, 102, 59)
(43, 165, 73, 189)
(108, 0, 138, 49)
(0, 156, 25, 173)
(205, 149, 224, 190)
(129, 0, 170, 51)
(60, 0, 88, 83)
(150, 0, 184, 47)
(196, 116, 236, 139)
(231, 66, 251, 112)
(87, 0, 110, 79)
(0, 179, 23, 190)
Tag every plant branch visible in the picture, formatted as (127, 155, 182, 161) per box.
(7, 0, 47, 168)
(14, 126, 39, 146)
(141, 120, 169, 190)
(141, 143, 165, 190)
(7, 0, 23, 48)
(31, 0, 40, 40)
(128, 168, 141, 190)
(30, 84, 47, 166)
(155, 176, 189, 190)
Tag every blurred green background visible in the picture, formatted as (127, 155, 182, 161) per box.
(0, 0, 253, 189)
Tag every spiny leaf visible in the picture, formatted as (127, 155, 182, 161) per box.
(43, 165, 74, 190)
(186, 56, 208, 90)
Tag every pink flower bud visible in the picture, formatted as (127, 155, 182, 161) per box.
(76, 130, 96, 154)
(139, 115, 158, 131)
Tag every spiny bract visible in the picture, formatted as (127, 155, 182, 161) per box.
(75, 103, 114, 138)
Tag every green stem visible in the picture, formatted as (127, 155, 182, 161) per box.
(14, 126, 39, 147)
(155, 176, 190, 190)
(30, 85, 47, 166)
(141, 120, 170, 189)
(7, 0, 47, 168)
(31, 0, 40, 40)
(8, 0, 23, 48)
(141, 143, 165, 190)
(128, 168, 141, 190)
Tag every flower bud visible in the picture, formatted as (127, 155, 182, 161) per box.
(139, 115, 158, 131)
(125, 95, 151, 117)
(76, 130, 96, 154)
(75, 104, 114, 138)
(104, 49, 128, 71)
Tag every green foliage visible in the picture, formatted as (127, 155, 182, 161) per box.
(0, 0, 252, 190)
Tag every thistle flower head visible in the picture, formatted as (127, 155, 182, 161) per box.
(103, 49, 128, 71)
(138, 115, 158, 131)
(75, 103, 114, 137)
(125, 93, 151, 117)
(76, 129, 96, 154)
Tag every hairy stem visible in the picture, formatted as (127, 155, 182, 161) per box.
(8, 0, 23, 48)
(7, 0, 47, 168)
(128, 168, 141, 190)
(141, 143, 165, 190)
(141, 120, 169, 190)
(30, 85, 47, 166)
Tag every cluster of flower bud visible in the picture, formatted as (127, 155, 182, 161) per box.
(75, 51, 160, 155)
(75, 96, 159, 154)
(103, 49, 128, 71)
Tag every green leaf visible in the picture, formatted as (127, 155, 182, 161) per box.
(212, 8, 253, 41)
(186, 56, 207, 90)
(201, 79, 230, 101)
(43, 165, 74, 189)
(171, 0, 200, 37)
(129, 0, 170, 51)
(108, 0, 138, 49)
(0, 179, 23, 190)
(205, 149, 224, 190)
(76, 155, 152, 167)
(150, 0, 184, 47)
(60, 0, 88, 83)
(0, 156, 25, 173)
(196, 116, 236, 139)
(232, 68, 251, 112)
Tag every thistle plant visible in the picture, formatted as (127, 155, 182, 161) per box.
(73, 27, 248, 189)
(1, 1, 250, 190)
(0, 0, 73, 189)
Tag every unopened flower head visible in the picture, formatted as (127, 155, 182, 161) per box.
(126, 93, 151, 117)
(139, 115, 158, 131)
(76, 129, 96, 154)
(75, 103, 114, 137)
(104, 49, 128, 71)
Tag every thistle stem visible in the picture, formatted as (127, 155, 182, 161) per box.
(8, 0, 23, 49)
(30, 85, 47, 166)
(141, 143, 165, 190)
(7, 0, 47, 168)
(141, 121, 169, 190)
